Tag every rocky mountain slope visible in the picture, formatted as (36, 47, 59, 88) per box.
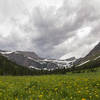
(0, 54, 40, 75)
(0, 50, 76, 70)
(85, 42, 100, 60)
(0, 51, 59, 70)
(1, 42, 99, 71)
(74, 42, 100, 67)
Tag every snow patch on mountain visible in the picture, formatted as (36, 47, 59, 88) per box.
(29, 66, 41, 70)
(94, 56, 100, 60)
(0, 51, 13, 55)
(77, 60, 90, 67)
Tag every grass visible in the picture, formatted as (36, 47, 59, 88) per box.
(0, 68, 100, 100)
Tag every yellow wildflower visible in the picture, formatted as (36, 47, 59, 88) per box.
(55, 88, 58, 91)
(82, 98, 86, 100)
(39, 95, 43, 99)
(96, 95, 99, 97)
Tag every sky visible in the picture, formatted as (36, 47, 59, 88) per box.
(0, 0, 100, 59)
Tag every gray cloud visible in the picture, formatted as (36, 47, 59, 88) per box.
(0, 0, 100, 59)
(29, 0, 100, 58)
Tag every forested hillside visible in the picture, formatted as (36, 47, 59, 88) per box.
(0, 54, 42, 75)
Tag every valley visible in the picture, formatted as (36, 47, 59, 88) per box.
(0, 68, 100, 100)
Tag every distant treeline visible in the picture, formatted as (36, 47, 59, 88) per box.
(0, 54, 100, 75)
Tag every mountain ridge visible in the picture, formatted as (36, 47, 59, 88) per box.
(0, 42, 100, 71)
(74, 42, 100, 66)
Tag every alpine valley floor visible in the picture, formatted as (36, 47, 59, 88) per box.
(0, 67, 100, 100)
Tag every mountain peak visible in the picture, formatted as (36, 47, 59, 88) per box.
(86, 42, 100, 57)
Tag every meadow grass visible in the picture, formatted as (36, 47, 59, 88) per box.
(0, 68, 100, 100)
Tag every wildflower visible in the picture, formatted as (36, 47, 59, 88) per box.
(77, 91, 81, 93)
(15, 98, 18, 100)
(70, 96, 73, 99)
(55, 88, 58, 91)
(39, 95, 43, 99)
(82, 98, 86, 100)
(30, 97, 33, 100)
(0, 92, 2, 96)
(85, 87, 88, 89)
(96, 95, 99, 97)
(96, 83, 100, 86)
(89, 96, 92, 98)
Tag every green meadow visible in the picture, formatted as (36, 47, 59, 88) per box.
(0, 68, 100, 100)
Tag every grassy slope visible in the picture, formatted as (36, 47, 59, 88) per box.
(0, 68, 100, 100)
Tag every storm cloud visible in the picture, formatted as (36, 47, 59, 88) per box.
(0, 0, 100, 59)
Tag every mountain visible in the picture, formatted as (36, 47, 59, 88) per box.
(0, 50, 59, 70)
(75, 55, 100, 71)
(0, 51, 45, 69)
(0, 42, 100, 73)
(85, 42, 100, 60)
(74, 42, 100, 68)
(1, 41, 99, 72)
(64, 57, 76, 61)
(0, 54, 41, 75)
(15, 51, 42, 60)
(43, 57, 76, 69)
(82, 42, 100, 62)
(0, 50, 76, 70)
(0, 51, 41, 60)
